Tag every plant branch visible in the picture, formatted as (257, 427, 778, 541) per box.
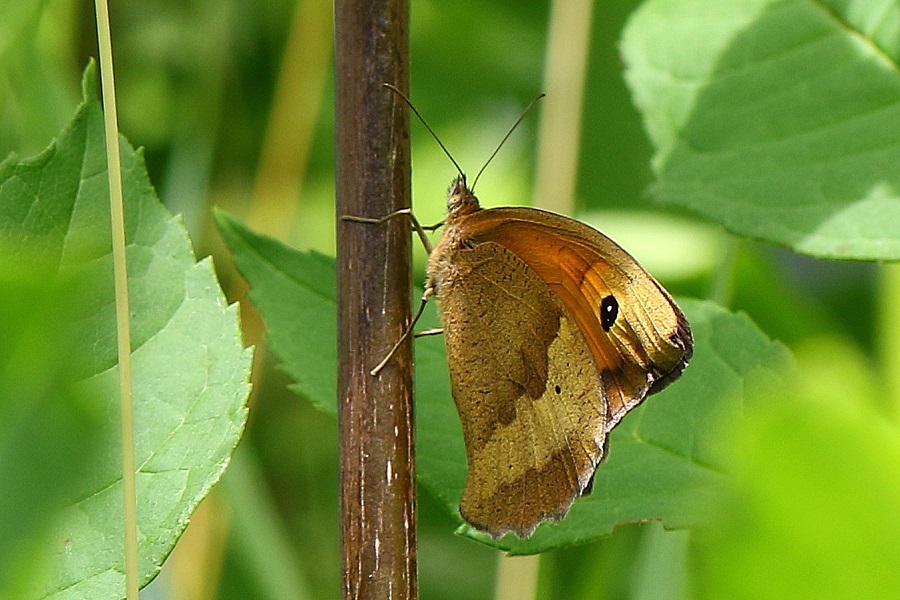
(335, 0, 416, 598)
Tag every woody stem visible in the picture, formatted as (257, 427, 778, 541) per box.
(335, 0, 417, 597)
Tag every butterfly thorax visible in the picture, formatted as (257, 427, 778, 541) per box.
(445, 176, 482, 222)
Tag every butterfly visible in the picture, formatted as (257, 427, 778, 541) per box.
(425, 174, 692, 538)
(353, 85, 693, 538)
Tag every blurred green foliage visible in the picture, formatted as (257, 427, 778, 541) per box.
(2, 0, 898, 599)
(0, 261, 102, 597)
(695, 338, 900, 600)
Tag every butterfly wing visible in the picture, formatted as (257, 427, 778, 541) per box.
(461, 207, 693, 428)
(428, 235, 608, 538)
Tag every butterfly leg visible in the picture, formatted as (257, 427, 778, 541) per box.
(341, 211, 444, 374)
(341, 209, 442, 254)
(370, 282, 437, 376)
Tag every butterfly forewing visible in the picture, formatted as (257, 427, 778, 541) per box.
(460, 207, 692, 426)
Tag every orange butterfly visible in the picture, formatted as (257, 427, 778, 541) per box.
(350, 85, 692, 538)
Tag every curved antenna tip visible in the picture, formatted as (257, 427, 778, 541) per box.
(471, 93, 545, 191)
(383, 83, 465, 180)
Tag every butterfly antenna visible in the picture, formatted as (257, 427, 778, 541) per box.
(383, 83, 465, 180)
(471, 93, 545, 192)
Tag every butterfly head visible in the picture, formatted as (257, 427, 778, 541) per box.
(446, 176, 482, 220)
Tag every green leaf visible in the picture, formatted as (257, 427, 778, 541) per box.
(215, 210, 337, 413)
(217, 214, 793, 554)
(0, 63, 252, 597)
(622, 0, 900, 260)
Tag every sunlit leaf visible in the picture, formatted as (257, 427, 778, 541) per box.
(622, 0, 900, 260)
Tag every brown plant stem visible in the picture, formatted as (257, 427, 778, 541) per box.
(334, 0, 416, 597)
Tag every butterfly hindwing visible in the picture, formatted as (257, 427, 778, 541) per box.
(428, 237, 607, 538)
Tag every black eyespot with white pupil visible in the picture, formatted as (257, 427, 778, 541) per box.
(600, 295, 618, 332)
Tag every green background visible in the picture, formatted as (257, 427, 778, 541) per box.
(2, 0, 899, 598)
